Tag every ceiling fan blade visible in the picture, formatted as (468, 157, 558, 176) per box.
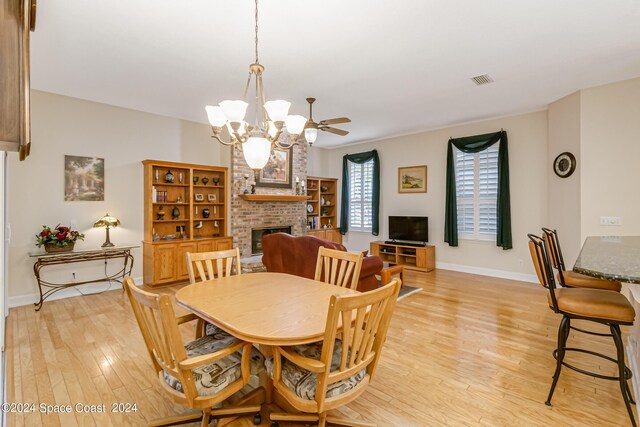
(319, 117, 351, 126)
(320, 126, 349, 136)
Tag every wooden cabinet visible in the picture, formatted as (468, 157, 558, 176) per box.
(153, 244, 177, 283)
(306, 176, 341, 244)
(1, 0, 36, 159)
(308, 228, 343, 244)
(177, 242, 197, 280)
(370, 241, 435, 272)
(142, 160, 231, 286)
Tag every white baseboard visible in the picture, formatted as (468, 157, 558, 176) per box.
(435, 262, 538, 284)
(8, 276, 143, 309)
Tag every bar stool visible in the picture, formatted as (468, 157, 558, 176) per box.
(542, 227, 622, 291)
(528, 234, 636, 426)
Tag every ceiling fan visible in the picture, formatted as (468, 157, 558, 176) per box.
(303, 98, 351, 145)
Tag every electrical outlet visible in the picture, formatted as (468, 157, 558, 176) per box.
(600, 216, 622, 226)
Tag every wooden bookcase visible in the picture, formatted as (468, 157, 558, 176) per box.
(306, 176, 341, 244)
(142, 160, 231, 286)
(370, 241, 435, 272)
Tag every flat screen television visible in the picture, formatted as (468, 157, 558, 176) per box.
(388, 216, 428, 243)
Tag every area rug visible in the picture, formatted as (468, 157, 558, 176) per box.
(396, 285, 422, 301)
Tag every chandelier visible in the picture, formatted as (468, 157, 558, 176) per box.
(205, 0, 307, 170)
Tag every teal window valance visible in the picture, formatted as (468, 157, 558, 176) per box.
(340, 150, 380, 235)
(444, 130, 512, 249)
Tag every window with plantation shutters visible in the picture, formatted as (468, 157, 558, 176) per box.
(455, 142, 499, 239)
(348, 159, 374, 232)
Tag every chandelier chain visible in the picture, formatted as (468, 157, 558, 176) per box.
(254, 0, 259, 64)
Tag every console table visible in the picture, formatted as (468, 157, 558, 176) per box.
(29, 245, 137, 311)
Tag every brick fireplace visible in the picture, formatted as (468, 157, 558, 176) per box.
(230, 142, 308, 257)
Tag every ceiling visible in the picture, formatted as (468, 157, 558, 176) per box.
(31, 0, 640, 148)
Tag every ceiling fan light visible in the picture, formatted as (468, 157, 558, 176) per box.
(304, 127, 318, 144)
(264, 100, 291, 122)
(205, 105, 227, 127)
(220, 100, 248, 122)
(285, 115, 307, 136)
(243, 136, 272, 169)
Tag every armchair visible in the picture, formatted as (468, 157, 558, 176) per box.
(261, 233, 383, 292)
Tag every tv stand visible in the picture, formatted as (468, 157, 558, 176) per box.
(384, 240, 426, 247)
(371, 241, 435, 272)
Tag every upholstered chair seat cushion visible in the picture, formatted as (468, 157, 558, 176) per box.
(548, 288, 635, 323)
(205, 323, 227, 336)
(163, 333, 265, 397)
(265, 339, 366, 400)
(560, 270, 622, 292)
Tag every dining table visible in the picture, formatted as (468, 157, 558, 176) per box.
(174, 271, 360, 346)
(574, 236, 640, 400)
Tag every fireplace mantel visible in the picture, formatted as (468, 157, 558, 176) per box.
(238, 194, 310, 202)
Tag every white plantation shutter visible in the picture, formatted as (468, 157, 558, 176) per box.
(349, 160, 374, 231)
(455, 143, 499, 239)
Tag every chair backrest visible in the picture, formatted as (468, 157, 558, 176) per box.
(186, 248, 241, 284)
(528, 234, 559, 311)
(542, 227, 566, 271)
(314, 247, 363, 290)
(123, 277, 198, 399)
(315, 279, 401, 409)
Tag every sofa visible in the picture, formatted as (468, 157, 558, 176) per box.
(261, 233, 383, 292)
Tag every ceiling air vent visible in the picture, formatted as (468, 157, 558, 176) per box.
(471, 74, 494, 86)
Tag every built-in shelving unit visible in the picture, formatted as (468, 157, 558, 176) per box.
(142, 160, 232, 286)
(306, 176, 341, 244)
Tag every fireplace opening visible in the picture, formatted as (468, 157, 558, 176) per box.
(251, 226, 292, 255)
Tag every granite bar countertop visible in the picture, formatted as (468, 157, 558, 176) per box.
(574, 236, 640, 284)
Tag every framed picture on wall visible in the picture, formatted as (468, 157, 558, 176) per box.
(64, 155, 105, 201)
(398, 165, 427, 193)
(256, 147, 293, 188)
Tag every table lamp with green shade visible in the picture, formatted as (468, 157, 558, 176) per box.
(94, 213, 120, 247)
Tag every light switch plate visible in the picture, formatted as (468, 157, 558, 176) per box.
(600, 216, 622, 226)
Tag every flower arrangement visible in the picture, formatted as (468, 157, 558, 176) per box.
(36, 225, 85, 253)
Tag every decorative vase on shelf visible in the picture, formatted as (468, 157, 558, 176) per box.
(165, 170, 175, 183)
(201, 177, 209, 186)
(172, 206, 180, 219)
(157, 206, 166, 220)
(44, 242, 75, 253)
(202, 208, 210, 218)
(212, 177, 220, 186)
(193, 176, 199, 185)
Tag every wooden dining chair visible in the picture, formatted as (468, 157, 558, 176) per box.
(267, 279, 401, 427)
(186, 247, 242, 284)
(187, 248, 242, 337)
(314, 247, 364, 290)
(123, 277, 265, 427)
(542, 227, 622, 291)
(528, 235, 636, 426)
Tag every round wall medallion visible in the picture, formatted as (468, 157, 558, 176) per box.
(553, 152, 576, 178)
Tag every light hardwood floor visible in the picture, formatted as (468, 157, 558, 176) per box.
(6, 269, 638, 426)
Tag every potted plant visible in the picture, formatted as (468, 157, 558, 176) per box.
(36, 224, 85, 253)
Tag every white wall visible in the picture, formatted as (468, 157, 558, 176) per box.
(547, 91, 582, 266)
(7, 91, 228, 302)
(320, 111, 548, 279)
(580, 77, 640, 238)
